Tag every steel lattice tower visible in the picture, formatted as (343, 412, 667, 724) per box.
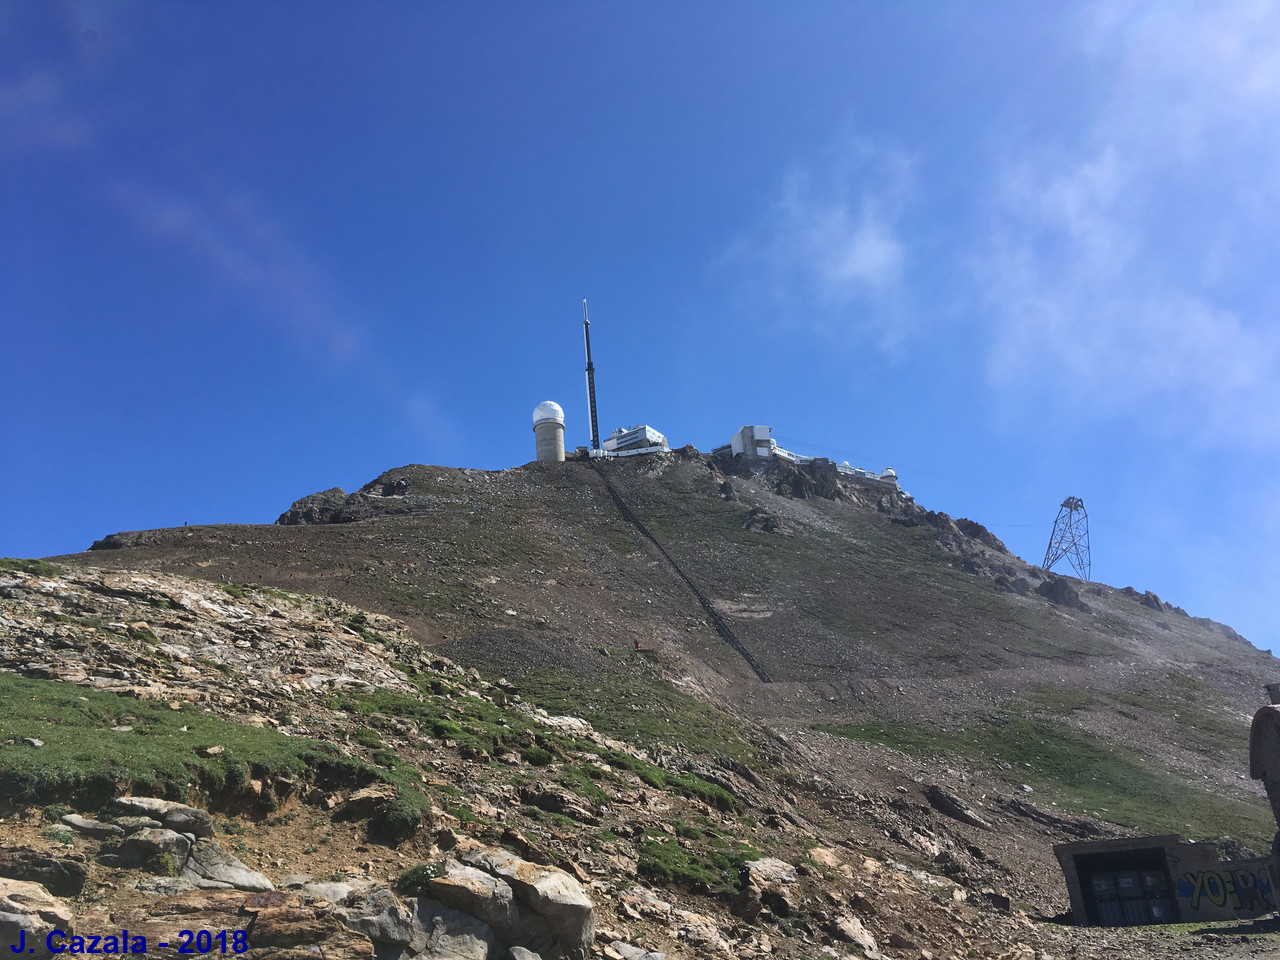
(1043, 496, 1091, 581)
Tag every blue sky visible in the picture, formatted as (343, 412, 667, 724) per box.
(4, 2, 1279, 655)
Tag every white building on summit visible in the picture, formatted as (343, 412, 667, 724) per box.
(601, 424, 669, 455)
(714, 425, 910, 499)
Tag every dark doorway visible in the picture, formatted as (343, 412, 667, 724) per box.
(1073, 847, 1178, 926)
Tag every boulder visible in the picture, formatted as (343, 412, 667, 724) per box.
(729, 882, 763, 921)
(410, 897, 502, 960)
(60, 814, 124, 839)
(118, 828, 192, 871)
(299, 880, 356, 904)
(114, 816, 164, 832)
(276, 487, 350, 525)
(338, 888, 416, 947)
(135, 876, 198, 895)
(463, 849, 594, 959)
(112, 797, 214, 838)
(181, 839, 273, 891)
(344, 783, 397, 819)
(741, 857, 797, 887)
(609, 943, 666, 960)
(427, 860, 519, 935)
(91, 890, 368, 957)
(1035, 576, 1088, 612)
(112, 796, 184, 817)
(830, 914, 880, 958)
(518, 782, 600, 825)
(0, 847, 88, 897)
(0, 878, 74, 957)
(925, 785, 994, 831)
(163, 807, 214, 838)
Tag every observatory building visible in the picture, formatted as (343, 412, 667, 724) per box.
(532, 401, 565, 462)
(602, 425, 669, 455)
(714, 425, 911, 500)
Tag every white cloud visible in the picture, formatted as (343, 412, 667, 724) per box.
(719, 142, 913, 345)
(0, 68, 92, 154)
(976, 1, 1280, 447)
(777, 171, 905, 297)
(110, 180, 361, 365)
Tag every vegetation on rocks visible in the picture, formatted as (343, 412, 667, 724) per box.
(0, 556, 62, 577)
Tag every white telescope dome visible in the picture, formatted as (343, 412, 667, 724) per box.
(532, 400, 565, 425)
(880, 467, 898, 480)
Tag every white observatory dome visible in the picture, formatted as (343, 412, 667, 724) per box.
(880, 467, 898, 480)
(532, 400, 565, 426)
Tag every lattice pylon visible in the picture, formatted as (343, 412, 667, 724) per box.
(1043, 496, 1090, 581)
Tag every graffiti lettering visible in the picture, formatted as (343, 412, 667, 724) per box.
(1178, 866, 1276, 916)
(1181, 870, 1233, 910)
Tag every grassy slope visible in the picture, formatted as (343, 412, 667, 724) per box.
(46, 457, 1279, 849)
(0, 672, 368, 804)
(818, 714, 1273, 850)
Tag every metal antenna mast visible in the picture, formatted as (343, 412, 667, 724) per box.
(582, 299, 601, 451)
(1043, 496, 1091, 581)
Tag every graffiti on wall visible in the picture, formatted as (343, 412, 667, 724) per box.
(1176, 859, 1276, 919)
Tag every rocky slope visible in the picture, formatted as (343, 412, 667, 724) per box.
(6, 563, 1276, 958)
(3, 449, 1275, 956)
(70, 454, 1277, 834)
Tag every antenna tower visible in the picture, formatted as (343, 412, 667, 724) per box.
(582, 299, 601, 450)
(1043, 496, 1091, 581)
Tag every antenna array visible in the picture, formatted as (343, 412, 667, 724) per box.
(582, 300, 601, 451)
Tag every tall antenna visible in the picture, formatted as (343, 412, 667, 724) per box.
(1043, 496, 1091, 581)
(582, 299, 601, 451)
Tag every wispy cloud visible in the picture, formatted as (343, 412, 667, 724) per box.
(0, 68, 92, 154)
(719, 142, 913, 346)
(1, 13, 452, 447)
(110, 180, 362, 365)
(108, 177, 455, 447)
(976, 1, 1280, 447)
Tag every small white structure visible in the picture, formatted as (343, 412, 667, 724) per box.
(532, 401, 565, 462)
(729, 425, 777, 459)
(603, 424, 669, 454)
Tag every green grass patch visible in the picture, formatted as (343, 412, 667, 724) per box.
(1107, 671, 1249, 761)
(522, 746, 555, 767)
(337, 682, 532, 760)
(447, 804, 481, 824)
(0, 673, 431, 841)
(0, 557, 62, 577)
(396, 861, 446, 892)
(514, 668, 758, 764)
(353, 727, 384, 748)
(637, 836, 715, 887)
(1017, 685, 1099, 714)
(637, 831, 760, 891)
(666, 772, 739, 811)
(557, 766, 609, 805)
(817, 714, 1273, 849)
